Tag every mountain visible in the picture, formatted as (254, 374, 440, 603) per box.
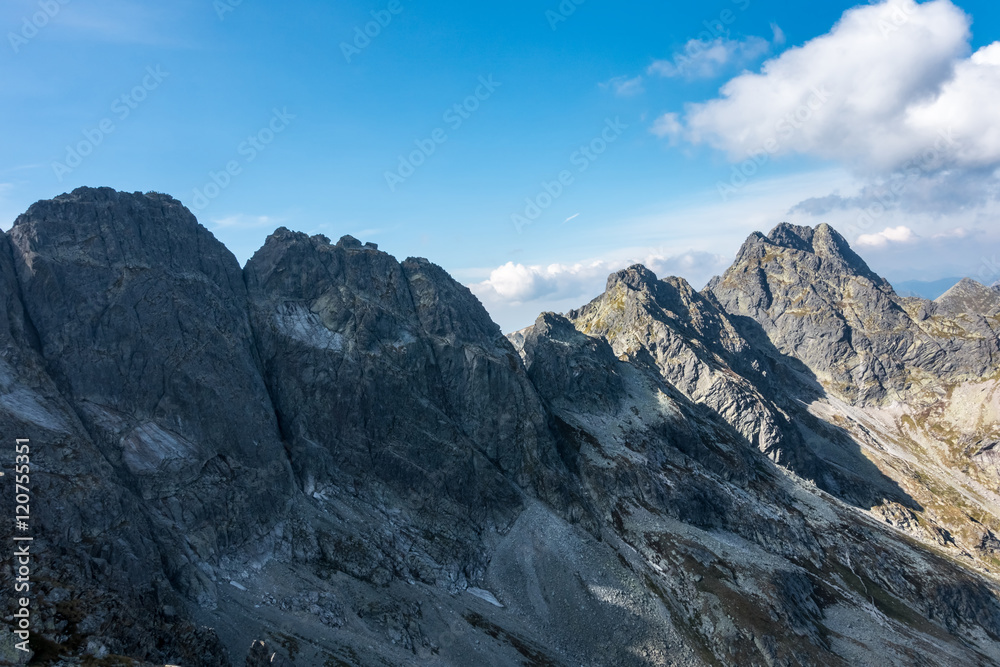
(2, 190, 1000, 666)
(708, 223, 1000, 404)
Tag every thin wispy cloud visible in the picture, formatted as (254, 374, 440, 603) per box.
(648, 35, 772, 80)
(599, 75, 645, 97)
(0, 165, 44, 175)
(771, 23, 786, 47)
(3, 0, 197, 48)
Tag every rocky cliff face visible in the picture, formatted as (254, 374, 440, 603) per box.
(706, 223, 1000, 578)
(564, 264, 909, 511)
(2, 189, 1000, 666)
(707, 223, 1000, 404)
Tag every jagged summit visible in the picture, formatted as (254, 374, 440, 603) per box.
(767, 221, 818, 252)
(707, 223, 1000, 403)
(936, 276, 1000, 316)
(13, 186, 190, 230)
(725, 222, 888, 292)
(604, 263, 659, 292)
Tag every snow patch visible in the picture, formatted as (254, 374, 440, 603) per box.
(466, 587, 504, 608)
(0, 360, 71, 433)
(274, 303, 344, 351)
(121, 422, 199, 475)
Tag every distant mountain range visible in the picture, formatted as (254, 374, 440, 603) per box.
(3, 187, 1000, 666)
(892, 277, 964, 300)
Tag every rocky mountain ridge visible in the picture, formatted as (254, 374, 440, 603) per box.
(2, 188, 1000, 666)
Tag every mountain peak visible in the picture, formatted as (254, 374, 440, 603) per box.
(767, 222, 816, 252)
(733, 222, 885, 288)
(936, 277, 1000, 316)
(711, 222, 1000, 403)
(605, 263, 659, 292)
(710, 223, 912, 402)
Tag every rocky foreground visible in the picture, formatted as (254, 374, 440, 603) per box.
(2, 187, 1000, 665)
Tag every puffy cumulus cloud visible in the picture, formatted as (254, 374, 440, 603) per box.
(856, 226, 918, 247)
(676, 0, 1000, 174)
(473, 261, 607, 305)
(476, 262, 559, 302)
(834, 224, 1000, 289)
(471, 251, 732, 307)
(648, 35, 771, 80)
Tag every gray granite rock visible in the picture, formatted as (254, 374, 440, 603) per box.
(708, 223, 1000, 403)
(8, 188, 294, 605)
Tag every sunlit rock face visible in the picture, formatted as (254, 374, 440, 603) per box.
(708, 223, 1000, 404)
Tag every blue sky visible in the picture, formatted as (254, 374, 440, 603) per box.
(3, 0, 1000, 331)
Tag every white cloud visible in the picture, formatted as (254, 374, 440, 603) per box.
(673, 0, 1000, 175)
(460, 166, 1000, 331)
(932, 227, 969, 240)
(856, 225, 918, 247)
(472, 251, 732, 306)
(771, 23, 786, 47)
(474, 261, 598, 304)
(651, 113, 684, 143)
(600, 75, 645, 97)
(648, 35, 771, 80)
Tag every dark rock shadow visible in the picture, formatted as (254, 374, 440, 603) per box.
(723, 311, 922, 512)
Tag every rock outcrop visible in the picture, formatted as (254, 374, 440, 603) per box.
(708, 222, 1000, 404)
(563, 263, 909, 509)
